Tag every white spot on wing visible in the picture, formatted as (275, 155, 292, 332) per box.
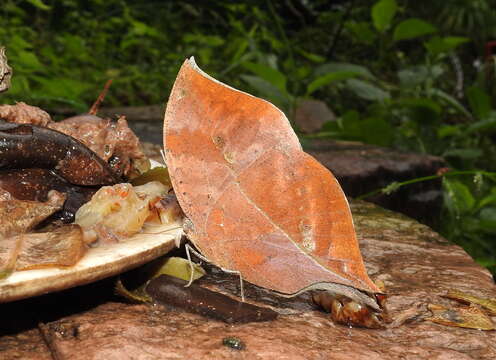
(299, 221, 315, 252)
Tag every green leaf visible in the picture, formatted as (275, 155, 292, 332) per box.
(57, 34, 91, 63)
(398, 65, 443, 87)
(443, 178, 475, 215)
(393, 18, 437, 42)
(477, 189, 496, 210)
(16, 50, 43, 71)
(297, 49, 326, 63)
(398, 66, 428, 87)
(321, 119, 341, 132)
(479, 207, 496, 233)
(130, 20, 160, 37)
(441, 36, 469, 48)
(221, 52, 255, 76)
(183, 34, 224, 47)
(341, 109, 360, 121)
(23, 93, 87, 113)
(9, 35, 32, 51)
(240, 75, 289, 110)
(345, 79, 390, 101)
(393, 98, 441, 124)
(114, 256, 206, 304)
(26, 0, 51, 10)
(338, 112, 393, 146)
(306, 71, 358, 95)
(405, 98, 442, 114)
(372, 0, 397, 33)
(429, 88, 472, 118)
(359, 117, 394, 146)
(203, 35, 225, 47)
(438, 125, 461, 138)
(466, 110, 496, 134)
(335, 110, 360, 135)
(7, 74, 30, 96)
(294, 65, 311, 82)
(443, 148, 483, 160)
(424, 36, 469, 56)
(243, 62, 287, 95)
(345, 21, 377, 44)
(115, 277, 151, 303)
(466, 86, 492, 119)
(314, 62, 375, 79)
(476, 258, 496, 273)
(227, 38, 250, 63)
(35, 77, 92, 100)
(466, 111, 496, 134)
(152, 257, 206, 282)
(131, 167, 171, 187)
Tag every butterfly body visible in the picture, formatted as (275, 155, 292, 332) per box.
(164, 58, 381, 310)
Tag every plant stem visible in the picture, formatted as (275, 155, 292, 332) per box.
(327, 0, 355, 59)
(267, 0, 294, 66)
(356, 170, 496, 200)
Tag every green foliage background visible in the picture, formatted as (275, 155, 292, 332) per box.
(1, 0, 496, 274)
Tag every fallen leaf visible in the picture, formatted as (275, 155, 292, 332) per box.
(387, 303, 426, 328)
(151, 256, 206, 282)
(426, 303, 495, 331)
(443, 289, 496, 316)
(115, 277, 151, 303)
(115, 256, 205, 303)
(163, 58, 380, 309)
(131, 166, 171, 187)
(374, 279, 387, 293)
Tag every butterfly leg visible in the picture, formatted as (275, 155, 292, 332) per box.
(184, 243, 245, 301)
(184, 243, 209, 287)
(160, 149, 167, 164)
(219, 267, 245, 302)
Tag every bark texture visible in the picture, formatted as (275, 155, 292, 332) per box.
(1, 200, 494, 360)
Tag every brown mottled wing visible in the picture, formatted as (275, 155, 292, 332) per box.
(164, 58, 379, 295)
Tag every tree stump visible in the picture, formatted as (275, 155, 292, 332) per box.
(305, 139, 446, 227)
(1, 200, 494, 360)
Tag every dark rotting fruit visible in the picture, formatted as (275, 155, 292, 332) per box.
(0, 120, 120, 186)
(145, 274, 278, 324)
(0, 168, 97, 223)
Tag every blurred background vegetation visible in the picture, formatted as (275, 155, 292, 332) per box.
(1, 0, 496, 275)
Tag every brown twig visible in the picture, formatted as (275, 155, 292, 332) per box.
(89, 79, 113, 115)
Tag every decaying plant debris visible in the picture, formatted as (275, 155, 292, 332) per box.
(0, 93, 182, 280)
(0, 47, 12, 93)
